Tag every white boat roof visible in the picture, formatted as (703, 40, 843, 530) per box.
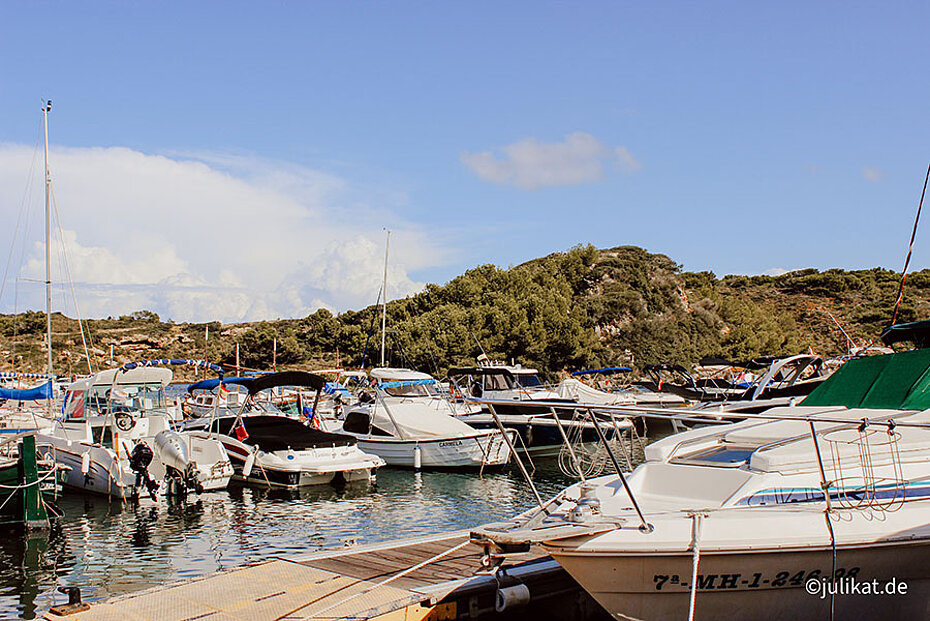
(371, 368, 434, 382)
(371, 402, 481, 438)
(67, 367, 173, 391)
(556, 378, 634, 405)
(651, 405, 930, 474)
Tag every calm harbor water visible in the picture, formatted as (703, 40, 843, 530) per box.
(0, 462, 575, 619)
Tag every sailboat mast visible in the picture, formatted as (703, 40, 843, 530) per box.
(380, 230, 390, 367)
(43, 101, 53, 415)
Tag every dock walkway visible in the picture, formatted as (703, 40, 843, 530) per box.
(48, 530, 606, 620)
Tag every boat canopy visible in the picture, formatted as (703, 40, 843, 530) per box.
(68, 367, 173, 391)
(187, 377, 252, 393)
(370, 404, 484, 439)
(370, 368, 434, 382)
(556, 378, 631, 405)
(571, 367, 632, 376)
(802, 348, 930, 410)
(0, 381, 52, 401)
(210, 415, 355, 450)
(880, 320, 930, 349)
(244, 371, 326, 395)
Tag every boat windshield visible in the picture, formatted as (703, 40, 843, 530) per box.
(483, 374, 514, 391)
(382, 382, 438, 398)
(85, 383, 166, 415)
(672, 445, 754, 468)
(514, 374, 543, 389)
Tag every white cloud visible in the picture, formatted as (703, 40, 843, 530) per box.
(461, 132, 640, 190)
(761, 268, 789, 276)
(862, 166, 884, 182)
(0, 144, 439, 322)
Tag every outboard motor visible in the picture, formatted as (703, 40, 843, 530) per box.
(154, 430, 203, 497)
(129, 442, 159, 500)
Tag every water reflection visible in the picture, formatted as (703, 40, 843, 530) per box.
(0, 464, 573, 619)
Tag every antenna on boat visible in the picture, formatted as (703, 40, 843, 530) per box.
(472, 332, 488, 360)
(380, 229, 390, 367)
(43, 100, 53, 418)
(891, 163, 930, 325)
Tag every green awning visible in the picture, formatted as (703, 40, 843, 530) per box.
(802, 349, 930, 411)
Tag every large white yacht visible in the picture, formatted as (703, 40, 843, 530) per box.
(336, 368, 513, 469)
(472, 341, 930, 620)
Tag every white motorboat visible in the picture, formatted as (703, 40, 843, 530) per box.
(183, 371, 385, 488)
(38, 361, 234, 500)
(337, 368, 513, 469)
(472, 340, 930, 620)
(449, 365, 633, 457)
(559, 367, 687, 408)
(183, 376, 251, 418)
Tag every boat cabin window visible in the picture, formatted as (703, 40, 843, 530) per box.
(671, 445, 754, 468)
(514, 374, 543, 389)
(482, 374, 514, 391)
(92, 425, 114, 448)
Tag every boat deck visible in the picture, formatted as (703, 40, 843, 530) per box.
(47, 530, 605, 620)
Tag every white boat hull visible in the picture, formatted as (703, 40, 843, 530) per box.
(37, 436, 139, 499)
(551, 540, 930, 620)
(204, 432, 383, 489)
(355, 431, 511, 468)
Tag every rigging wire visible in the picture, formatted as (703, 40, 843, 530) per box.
(2, 129, 44, 369)
(891, 162, 930, 325)
(358, 284, 382, 368)
(49, 180, 95, 374)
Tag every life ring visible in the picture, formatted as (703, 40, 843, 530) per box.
(115, 412, 135, 431)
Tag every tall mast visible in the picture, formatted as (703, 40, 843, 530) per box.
(43, 100, 53, 416)
(380, 230, 390, 367)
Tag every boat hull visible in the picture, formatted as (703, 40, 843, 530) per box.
(549, 538, 930, 620)
(214, 435, 382, 489)
(37, 437, 139, 499)
(356, 432, 511, 468)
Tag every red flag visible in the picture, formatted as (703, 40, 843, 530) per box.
(69, 391, 85, 419)
(218, 382, 230, 398)
(234, 419, 249, 441)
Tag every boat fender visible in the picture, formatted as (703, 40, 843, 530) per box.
(242, 450, 256, 478)
(80, 452, 91, 476)
(413, 444, 422, 470)
(495, 583, 530, 613)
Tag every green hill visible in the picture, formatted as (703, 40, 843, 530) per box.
(3, 245, 928, 380)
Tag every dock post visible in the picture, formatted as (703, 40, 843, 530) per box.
(20, 434, 49, 529)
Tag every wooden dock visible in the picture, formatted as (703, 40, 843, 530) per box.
(45, 530, 609, 620)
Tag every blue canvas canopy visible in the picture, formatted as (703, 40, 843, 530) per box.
(187, 377, 252, 393)
(0, 380, 52, 401)
(324, 382, 352, 397)
(377, 379, 436, 388)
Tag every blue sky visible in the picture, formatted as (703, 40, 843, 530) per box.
(1, 2, 928, 321)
